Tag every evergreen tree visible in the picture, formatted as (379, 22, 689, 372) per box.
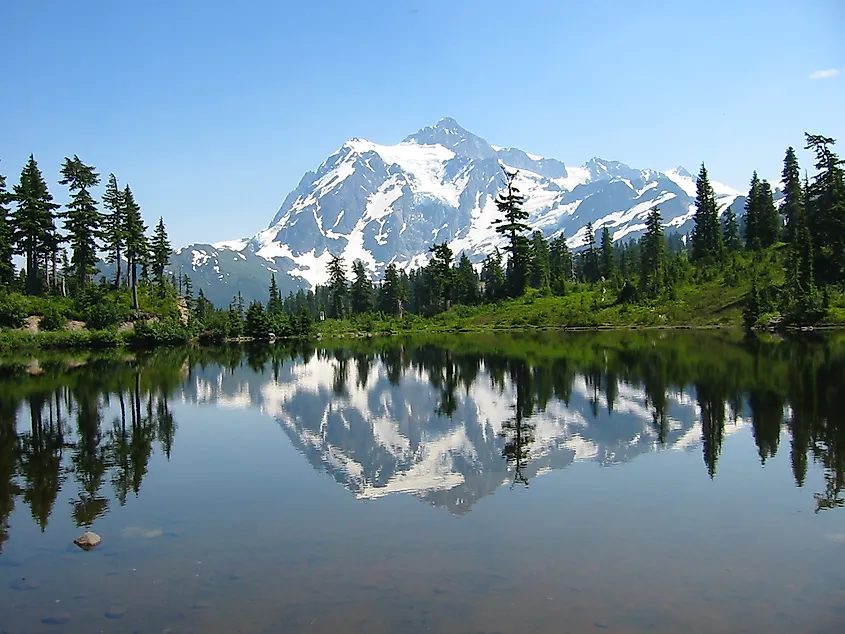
(691, 163, 723, 262)
(744, 279, 762, 330)
(266, 274, 283, 315)
(59, 156, 101, 287)
(245, 301, 269, 339)
(722, 205, 741, 251)
(193, 289, 213, 324)
(640, 208, 666, 298)
(804, 133, 845, 284)
(480, 249, 506, 301)
(454, 252, 480, 305)
(492, 167, 531, 296)
(582, 223, 600, 282)
(11, 155, 60, 294)
(378, 263, 406, 316)
(529, 231, 551, 289)
(0, 164, 13, 286)
(182, 274, 193, 312)
(349, 260, 373, 314)
(150, 217, 171, 288)
(101, 174, 125, 288)
(326, 254, 348, 318)
(427, 242, 454, 312)
(599, 226, 616, 281)
(549, 234, 573, 294)
(743, 171, 761, 249)
(781, 146, 803, 242)
(122, 185, 147, 309)
(757, 179, 779, 247)
(785, 202, 816, 318)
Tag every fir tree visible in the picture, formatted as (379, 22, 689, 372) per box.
(454, 252, 480, 305)
(529, 231, 551, 289)
(781, 146, 803, 242)
(481, 249, 506, 301)
(326, 254, 348, 318)
(122, 185, 147, 309)
(640, 208, 666, 298)
(182, 273, 193, 312)
(492, 167, 531, 296)
(193, 289, 214, 324)
(427, 242, 454, 312)
(582, 223, 600, 282)
(757, 179, 779, 247)
(150, 217, 172, 287)
(101, 174, 125, 288)
(245, 300, 269, 339)
(804, 133, 845, 284)
(266, 274, 283, 315)
(691, 163, 723, 262)
(378, 263, 406, 316)
(11, 155, 60, 294)
(0, 164, 13, 286)
(743, 171, 761, 249)
(59, 156, 101, 287)
(722, 205, 741, 251)
(785, 202, 816, 318)
(349, 260, 373, 314)
(599, 226, 616, 281)
(549, 234, 573, 294)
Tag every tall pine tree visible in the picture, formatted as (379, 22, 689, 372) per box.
(266, 274, 283, 315)
(480, 249, 506, 301)
(529, 231, 551, 289)
(150, 217, 172, 287)
(640, 208, 666, 298)
(12, 156, 60, 294)
(121, 185, 147, 309)
(804, 133, 845, 284)
(582, 223, 600, 282)
(454, 252, 480, 305)
(549, 234, 573, 294)
(691, 163, 723, 262)
(492, 167, 530, 296)
(326, 254, 348, 318)
(743, 172, 761, 249)
(781, 146, 803, 242)
(722, 206, 741, 251)
(599, 226, 616, 281)
(349, 260, 373, 314)
(757, 179, 779, 247)
(101, 174, 125, 288)
(0, 164, 13, 286)
(378, 263, 406, 316)
(59, 155, 101, 287)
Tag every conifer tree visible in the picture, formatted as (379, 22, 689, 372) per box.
(757, 179, 779, 247)
(11, 156, 60, 294)
(529, 231, 551, 289)
(722, 206, 741, 251)
(691, 163, 723, 262)
(101, 174, 125, 287)
(480, 249, 506, 301)
(326, 254, 348, 318)
(582, 223, 600, 282)
(349, 260, 373, 314)
(640, 208, 666, 298)
(0, 164, 13, 286)
(245, 300, 269, 339)
(427, 242, 454, 312)
(454, 252, 480, 305)
(785, 202, 816, 317)
(549, 234, 573, 294)
(599, 226, 616, 281)
(378, 263, 406, 316)
(59, 156, 101, 287)
(781, 147, 803, 242)
(266, 274, 283, 315)
(804, 133, 845, 284)
(121, 185, 147, 309)
(150, 217, 171, 287)
(743, 172, 761, 249)
(492, 167, 531, 296)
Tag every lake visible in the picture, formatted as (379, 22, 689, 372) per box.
(0, 331, 843, 633)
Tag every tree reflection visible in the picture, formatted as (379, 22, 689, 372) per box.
(499, 360, 537, 487)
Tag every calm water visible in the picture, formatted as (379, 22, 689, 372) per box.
(0, 331, 843, 633)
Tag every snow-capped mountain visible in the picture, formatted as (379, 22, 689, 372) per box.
(172, 118, 743, 305)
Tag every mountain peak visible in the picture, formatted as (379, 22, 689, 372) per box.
(403, 118, 497, 159)
(672, 166, 693, 178)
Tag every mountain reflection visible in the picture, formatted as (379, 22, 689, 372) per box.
(1, 331, 844, 552)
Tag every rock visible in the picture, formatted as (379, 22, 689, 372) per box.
(192, 600, 212, 610)
(10, 577, 39, 591)
(73, 531, 101, 551)
(105, 604, 127, 619)
(42, 612, 71, 625)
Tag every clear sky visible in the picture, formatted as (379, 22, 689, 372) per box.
(1, 0, 843, 248)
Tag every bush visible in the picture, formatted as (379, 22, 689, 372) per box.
(86, 300, 129, 330)
(39, 306, 66, 331)
(129, 318, 190, 346)
(0, 294, 28, 328)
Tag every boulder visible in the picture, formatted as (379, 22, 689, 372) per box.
(73, 531, 101, 551)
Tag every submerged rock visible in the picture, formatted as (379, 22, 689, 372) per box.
(10, 577, 39, 591)
(42, 611, 71, 625)
(105, 604, 127, 619)
(73, 531, 102, 551)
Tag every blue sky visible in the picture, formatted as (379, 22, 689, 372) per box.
(1, 0, 843, 248)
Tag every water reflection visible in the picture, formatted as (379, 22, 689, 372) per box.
(0, 331, 844, 554)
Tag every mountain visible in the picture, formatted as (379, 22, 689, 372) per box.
(172, 118, 743, 306)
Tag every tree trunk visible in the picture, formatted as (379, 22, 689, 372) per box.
(131, 259, 139, 310)
(115, 247, 122, 289)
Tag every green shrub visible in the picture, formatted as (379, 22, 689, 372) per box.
(129, 318, 190, 346)
(86, 300, 129, 330)
(39, 306, 66, 331)
(0, 294, 28, 328)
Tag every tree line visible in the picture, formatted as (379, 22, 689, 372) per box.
(0, 155, 174, 325)
(258, 133, 843, 330)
